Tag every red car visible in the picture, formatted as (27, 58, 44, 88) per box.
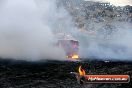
(56, 33, 79, 60)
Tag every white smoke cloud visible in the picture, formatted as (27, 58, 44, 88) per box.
(0, 0, 69, 61)
(84, 0, 132, 6)
(78, 21, 132, 61)
(0, 0, 132, 61)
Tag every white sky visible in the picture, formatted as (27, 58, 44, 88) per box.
(84, 0, 132, 6)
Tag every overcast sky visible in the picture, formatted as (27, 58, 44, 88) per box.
(84, 0, 132, 6)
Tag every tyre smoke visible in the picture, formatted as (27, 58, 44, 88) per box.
(0, 0, 68, 60)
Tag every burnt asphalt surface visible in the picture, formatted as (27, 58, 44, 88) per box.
(0, 58, 132, 88)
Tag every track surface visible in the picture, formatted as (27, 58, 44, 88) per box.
(0, 59, 132, 88)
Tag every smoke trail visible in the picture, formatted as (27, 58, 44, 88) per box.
(0, 0, 70, 60)
(78, 21, 132, 61)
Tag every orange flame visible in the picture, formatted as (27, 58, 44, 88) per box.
(78, 66, 86, 76)
(67, 54, 79, 60)
(71, 54, 79, 59)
